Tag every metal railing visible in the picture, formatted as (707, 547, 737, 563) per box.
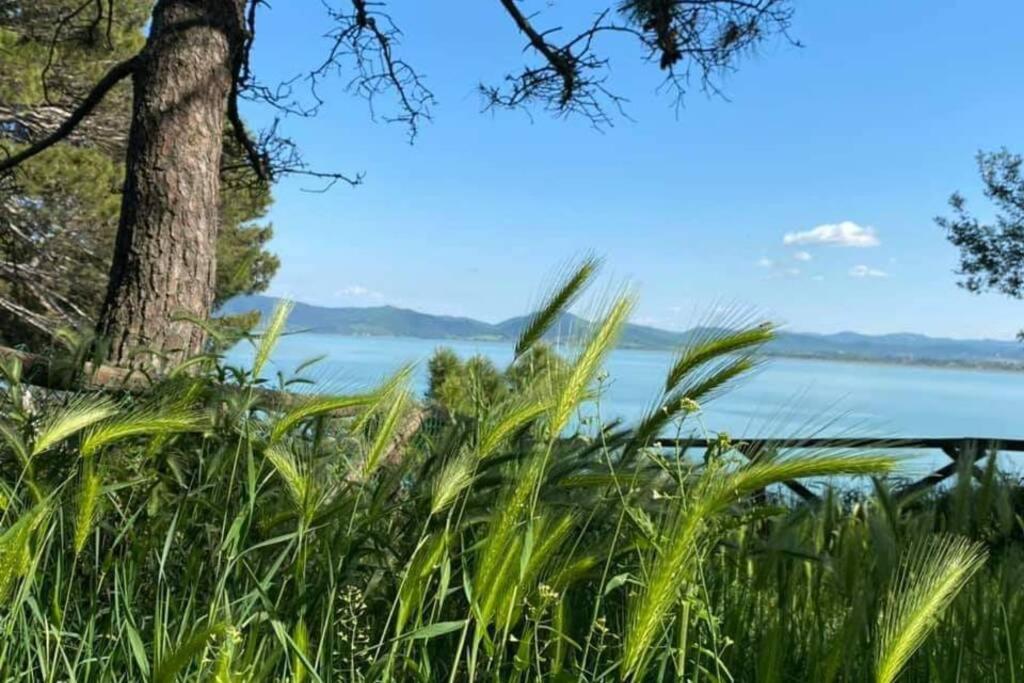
(652, 437, 1024, 502)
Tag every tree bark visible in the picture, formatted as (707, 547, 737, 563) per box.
(97, 0, 246, 368)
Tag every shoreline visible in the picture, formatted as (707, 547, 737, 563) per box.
(284, 330, 1024, 375)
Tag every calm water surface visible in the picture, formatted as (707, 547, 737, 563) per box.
(228, 334, 1024, 450)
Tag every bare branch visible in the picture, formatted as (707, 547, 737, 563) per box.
(309, 0, 435, 141)
(227, 1, 271, 182)
(227, 92, 270, 182)
(486, 0, 796, 127)
(219, 118, 363, 193)
(225, 0, 367, 188)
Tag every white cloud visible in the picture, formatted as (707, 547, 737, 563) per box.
(848, 265, 888, 278)
(793, 250, 812, 262)
(785, 267, 801, 277)
(783, 221, 880, 248)
(756, 257, 774, 268)
(334, 284, 384, 299)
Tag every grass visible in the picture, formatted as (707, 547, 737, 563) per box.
(0, 259, 1018, 681)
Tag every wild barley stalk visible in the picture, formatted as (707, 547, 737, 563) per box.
(251, 299, 293, 378)
(73, 458, 101, 555)
(875, 535, 987, 683)
(514, 255, 601, 359)
(0, 268, 1014, 681)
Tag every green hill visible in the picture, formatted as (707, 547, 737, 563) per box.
(221, 295, 1024, 369)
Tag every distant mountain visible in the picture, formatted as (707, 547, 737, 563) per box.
(220, 296, 500, 340)
(220, 295, 1024, 370)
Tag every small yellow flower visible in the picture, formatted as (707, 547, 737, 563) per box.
(538, 583, 560, 602)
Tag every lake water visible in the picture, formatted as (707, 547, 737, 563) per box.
(227, 334, 1024, 473)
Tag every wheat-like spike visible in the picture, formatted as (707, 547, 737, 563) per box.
(473, 448, 546, 614)
(481, 511, 577, 629)
(875, 535, 987, 683)
(0, 419, 30, 467)
(620, 445, 887, 676)
(265, 444, 310, 514)
(80, 409, 208, 458)
(478, 394, 551, 460)
(433, 385, 552, 514)
(0, 501, 51, 601)
(674, 354, 759, 405)
(31, 396, 118, 456)
(628, 355, 761, 460)
(353, 363, 416, 433)
(73, 459, 102, 555)
(628, 321, 772, 454)
(362, 387, 412, 477)
(514, 255, 601, 359)
(622, 487, 713, 677)
(252, 299, 293, 378)
(721, 451, 898, 507)
(665, 321, 775, 392)
(396, 530, 450, 636)
(520, 511, 577, 589)
(550, 293, 635, 436)
(269, 393, 375, 444)
(430, 447, 476, 515)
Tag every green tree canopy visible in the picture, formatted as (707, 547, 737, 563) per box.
(427, 344, 567, 418)
(937, 148, 1024, 338)
(0, 0, 278, 346)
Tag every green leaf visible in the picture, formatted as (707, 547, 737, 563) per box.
(154, 623, 228, 683)
(125, 622, 151, 678)
(403, 619, 467, 641)
(603, 572, 631, 596)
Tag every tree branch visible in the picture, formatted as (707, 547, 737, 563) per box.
(227, 90, 270, 182)
(224, 0, 270, 183)
(497, 0, 576, 106)
(486, 0, 796, 127)
(0, 56, 137, 174)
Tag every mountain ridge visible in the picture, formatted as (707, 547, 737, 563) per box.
(219, 295, 1024, 370)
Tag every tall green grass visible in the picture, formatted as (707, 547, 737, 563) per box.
(0, 259, 1015, 681)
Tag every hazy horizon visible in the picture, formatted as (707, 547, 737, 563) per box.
(231, 293, 1024, 343)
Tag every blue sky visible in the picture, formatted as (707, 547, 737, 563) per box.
(245, 1, 1024, 339)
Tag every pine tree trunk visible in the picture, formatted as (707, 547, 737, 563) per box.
(98, 0, 245, 368)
